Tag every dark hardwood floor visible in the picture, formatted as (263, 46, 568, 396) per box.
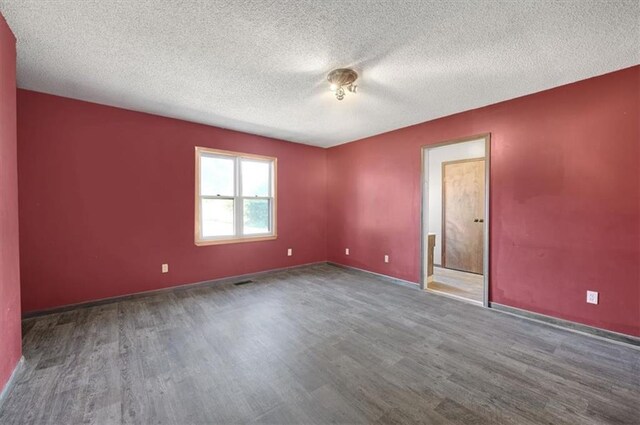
(1, 264, 638, 424)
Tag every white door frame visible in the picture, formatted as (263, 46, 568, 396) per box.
(419, 134, 491, 307)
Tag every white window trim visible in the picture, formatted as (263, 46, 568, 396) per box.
(195, 146, 277, 246)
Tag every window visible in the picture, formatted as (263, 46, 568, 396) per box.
(195, 147, 276, 245)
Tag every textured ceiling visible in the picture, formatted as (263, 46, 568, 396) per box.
(1, 1, 638, 147)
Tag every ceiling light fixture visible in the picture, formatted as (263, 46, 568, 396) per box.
(327, 68, 358, 100)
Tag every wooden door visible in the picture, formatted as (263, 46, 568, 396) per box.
(442, 158, 485, 274)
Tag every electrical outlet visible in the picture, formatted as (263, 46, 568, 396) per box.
(161, 263, 169, 273)
(287, 248, 293, 256)
(384, 255, 389, 263)
(586, 291, 598, 305)
(345, 248, 350, 255)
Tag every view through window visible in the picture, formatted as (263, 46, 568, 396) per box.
(195, 147, 276, 245)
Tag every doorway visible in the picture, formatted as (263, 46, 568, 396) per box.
(421, 135, 490, 306)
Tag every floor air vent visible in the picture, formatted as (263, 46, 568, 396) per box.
(233, 280, 253, 286)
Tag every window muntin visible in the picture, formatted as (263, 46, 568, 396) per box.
(195, 147, 276, 245)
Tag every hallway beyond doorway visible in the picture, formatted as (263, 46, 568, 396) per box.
(429, 266, 483, 303)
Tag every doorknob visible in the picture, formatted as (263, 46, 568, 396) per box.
(479, 219, 484, 223)
(473, 219, 479, 222)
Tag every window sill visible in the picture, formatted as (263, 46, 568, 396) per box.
(195, 235, 277, 246)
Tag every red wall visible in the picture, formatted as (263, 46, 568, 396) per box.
(15, 67, 640, 337)
(0, 14, 21, 393)
(327, 66, 640, 336)
(17, 90, 327, 313)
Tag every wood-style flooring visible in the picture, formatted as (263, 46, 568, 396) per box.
(429, 266, 484, 303)
(0, 264, 638, 424)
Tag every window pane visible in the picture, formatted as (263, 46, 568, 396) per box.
(201, 155, 234, 196)
(202, 199, 234, 237)
(241, 160, 270, 197)
(243, 199, 270, 235)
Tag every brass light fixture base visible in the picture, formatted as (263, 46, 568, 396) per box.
(327, 68, 358, 100)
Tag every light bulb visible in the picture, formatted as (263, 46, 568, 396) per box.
(329, 83, 338, 92)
